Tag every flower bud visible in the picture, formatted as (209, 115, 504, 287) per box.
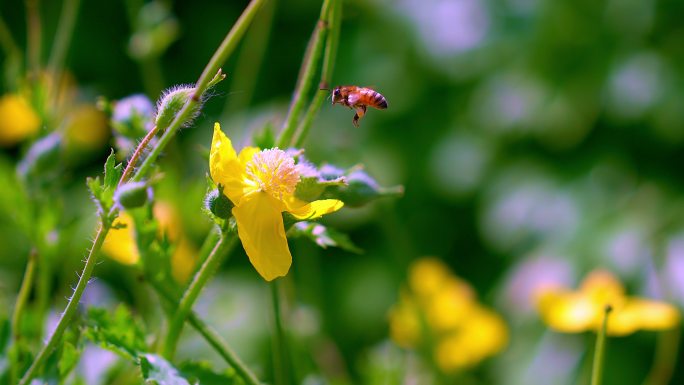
(155, 85, 202, 131)
(204, 188, 233, 219)
(327, 169, 403, 207)
(17, 133, 62, 181)
(114, 181, 149, 209)
(112, 94, 155, 138)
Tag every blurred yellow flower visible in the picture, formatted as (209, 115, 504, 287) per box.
(63, 104, 109, 150)
(389, 257, 508, 372)
(0, 94, 41, 146)
(536, 269, 680, 336)
(102, 202, 197, 283)
(209, 123, 343, 281)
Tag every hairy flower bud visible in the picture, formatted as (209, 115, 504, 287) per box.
(328, 169, 404, 207)
(155, 85, 202, 131)
(114, 181, 150, 209)
(204, 188, 233, 219)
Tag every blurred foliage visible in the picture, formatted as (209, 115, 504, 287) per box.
(1, 0, 684, 384)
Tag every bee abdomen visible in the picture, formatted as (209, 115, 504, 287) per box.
(368, 90, 388, 109)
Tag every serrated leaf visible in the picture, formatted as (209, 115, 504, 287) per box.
(58, 341, 79, 378)
(104, 149, 123, 190)
(179, 361, 237, 385)
(140, 354, 191, 385)
(83, 306, 147, 361)
(290, 222, 362, 253)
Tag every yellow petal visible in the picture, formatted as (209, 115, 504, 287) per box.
(581, 269, 625, 306)
(285, 197, 344, 220)
(233, 192, 292, 281)
(209, 123, 247, 204)
(608, 298, 680, 336)
(537, 290, 600, 333)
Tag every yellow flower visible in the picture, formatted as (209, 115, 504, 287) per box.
(63, 104, 109, 150)
(0, 94, 41, 146)
(102, 202, 198, 283)
(389, 257, 508, 372)
(209, 123, 343, 281)
(536, 269, 680, 336)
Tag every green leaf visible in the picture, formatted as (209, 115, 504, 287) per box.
(104, 149, 123, 190)
(140, 354, 191, 385)
(289, 221, 363, 253)
(179, 361, 238, 385)
(83, 306, 147, 361)
(58, 341, 79, 378)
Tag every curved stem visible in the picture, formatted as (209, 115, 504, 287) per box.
(590, 305, 612, 385)
(162, 234, 238, 359)
(118, 125, 159, 186)
(18, 224, 110, 385)
(270, 280, 290, 385)
(276, 0, 333, 148)
(132, 0, 265, 183)
(642, 328, 680, 385)
(24, 0, 42, 75)
(9, 249, 38, 385)
(151, 279, 261, 385)
(292, 0, 341, 148)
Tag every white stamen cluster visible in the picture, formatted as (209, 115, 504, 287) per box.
(245, 148, 300, 199)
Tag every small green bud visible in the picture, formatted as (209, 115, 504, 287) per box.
(111, 94, 155, 138)
(114, 181, 149, 209)
(205, 188, 233, 219)
(155, 85, 202, 131)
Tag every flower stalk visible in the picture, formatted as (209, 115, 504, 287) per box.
(276, 0, 334, 148)
(590, 305, 612, 385)
(162, 234, 238, 359)
(270, 280, 290, 385)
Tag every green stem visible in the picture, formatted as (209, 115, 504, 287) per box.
(270, 280, 290, 385)
(590, 305, 612, 385)
(162, 234, 238, 359)
(292, 0, 341, 148)
(47, 0, 81, 77)
(9, 249, 38, 385)
(18, 224, 111, 385)
(276, 0, 332, 148)
(25, 0, 42, 74)
(132, 0, 266, 183)
(151, 280, 262, 385)
(222, 0, 276, 120)
(0, 13, 19, 56)
(642, 328, 680, 385)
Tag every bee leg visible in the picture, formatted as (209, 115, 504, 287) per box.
(352, 105, 367, 127)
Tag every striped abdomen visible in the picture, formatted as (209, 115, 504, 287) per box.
(357, 87, 388, 109)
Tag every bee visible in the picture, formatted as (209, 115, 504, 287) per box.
(331, 85, 388, 127)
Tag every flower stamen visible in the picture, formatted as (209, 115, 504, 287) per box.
(245, 148, 300, 199)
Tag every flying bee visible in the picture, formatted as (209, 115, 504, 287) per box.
(331, 85, 388, 127)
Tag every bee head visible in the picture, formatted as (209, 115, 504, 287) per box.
(332, 87, 342, 105)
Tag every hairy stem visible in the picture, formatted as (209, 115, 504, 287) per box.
(132, 0, 265, 183)
(590, 305, 612, 385)
(276, 0, 333, 148)
(162, 234, 238, 359)
(118, 125, 159, 186)
(18, 224, 110, 385)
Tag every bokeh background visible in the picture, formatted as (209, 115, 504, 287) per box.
(1, 0, 684, 384)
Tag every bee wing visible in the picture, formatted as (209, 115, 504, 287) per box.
(347, 93, 360, 105)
